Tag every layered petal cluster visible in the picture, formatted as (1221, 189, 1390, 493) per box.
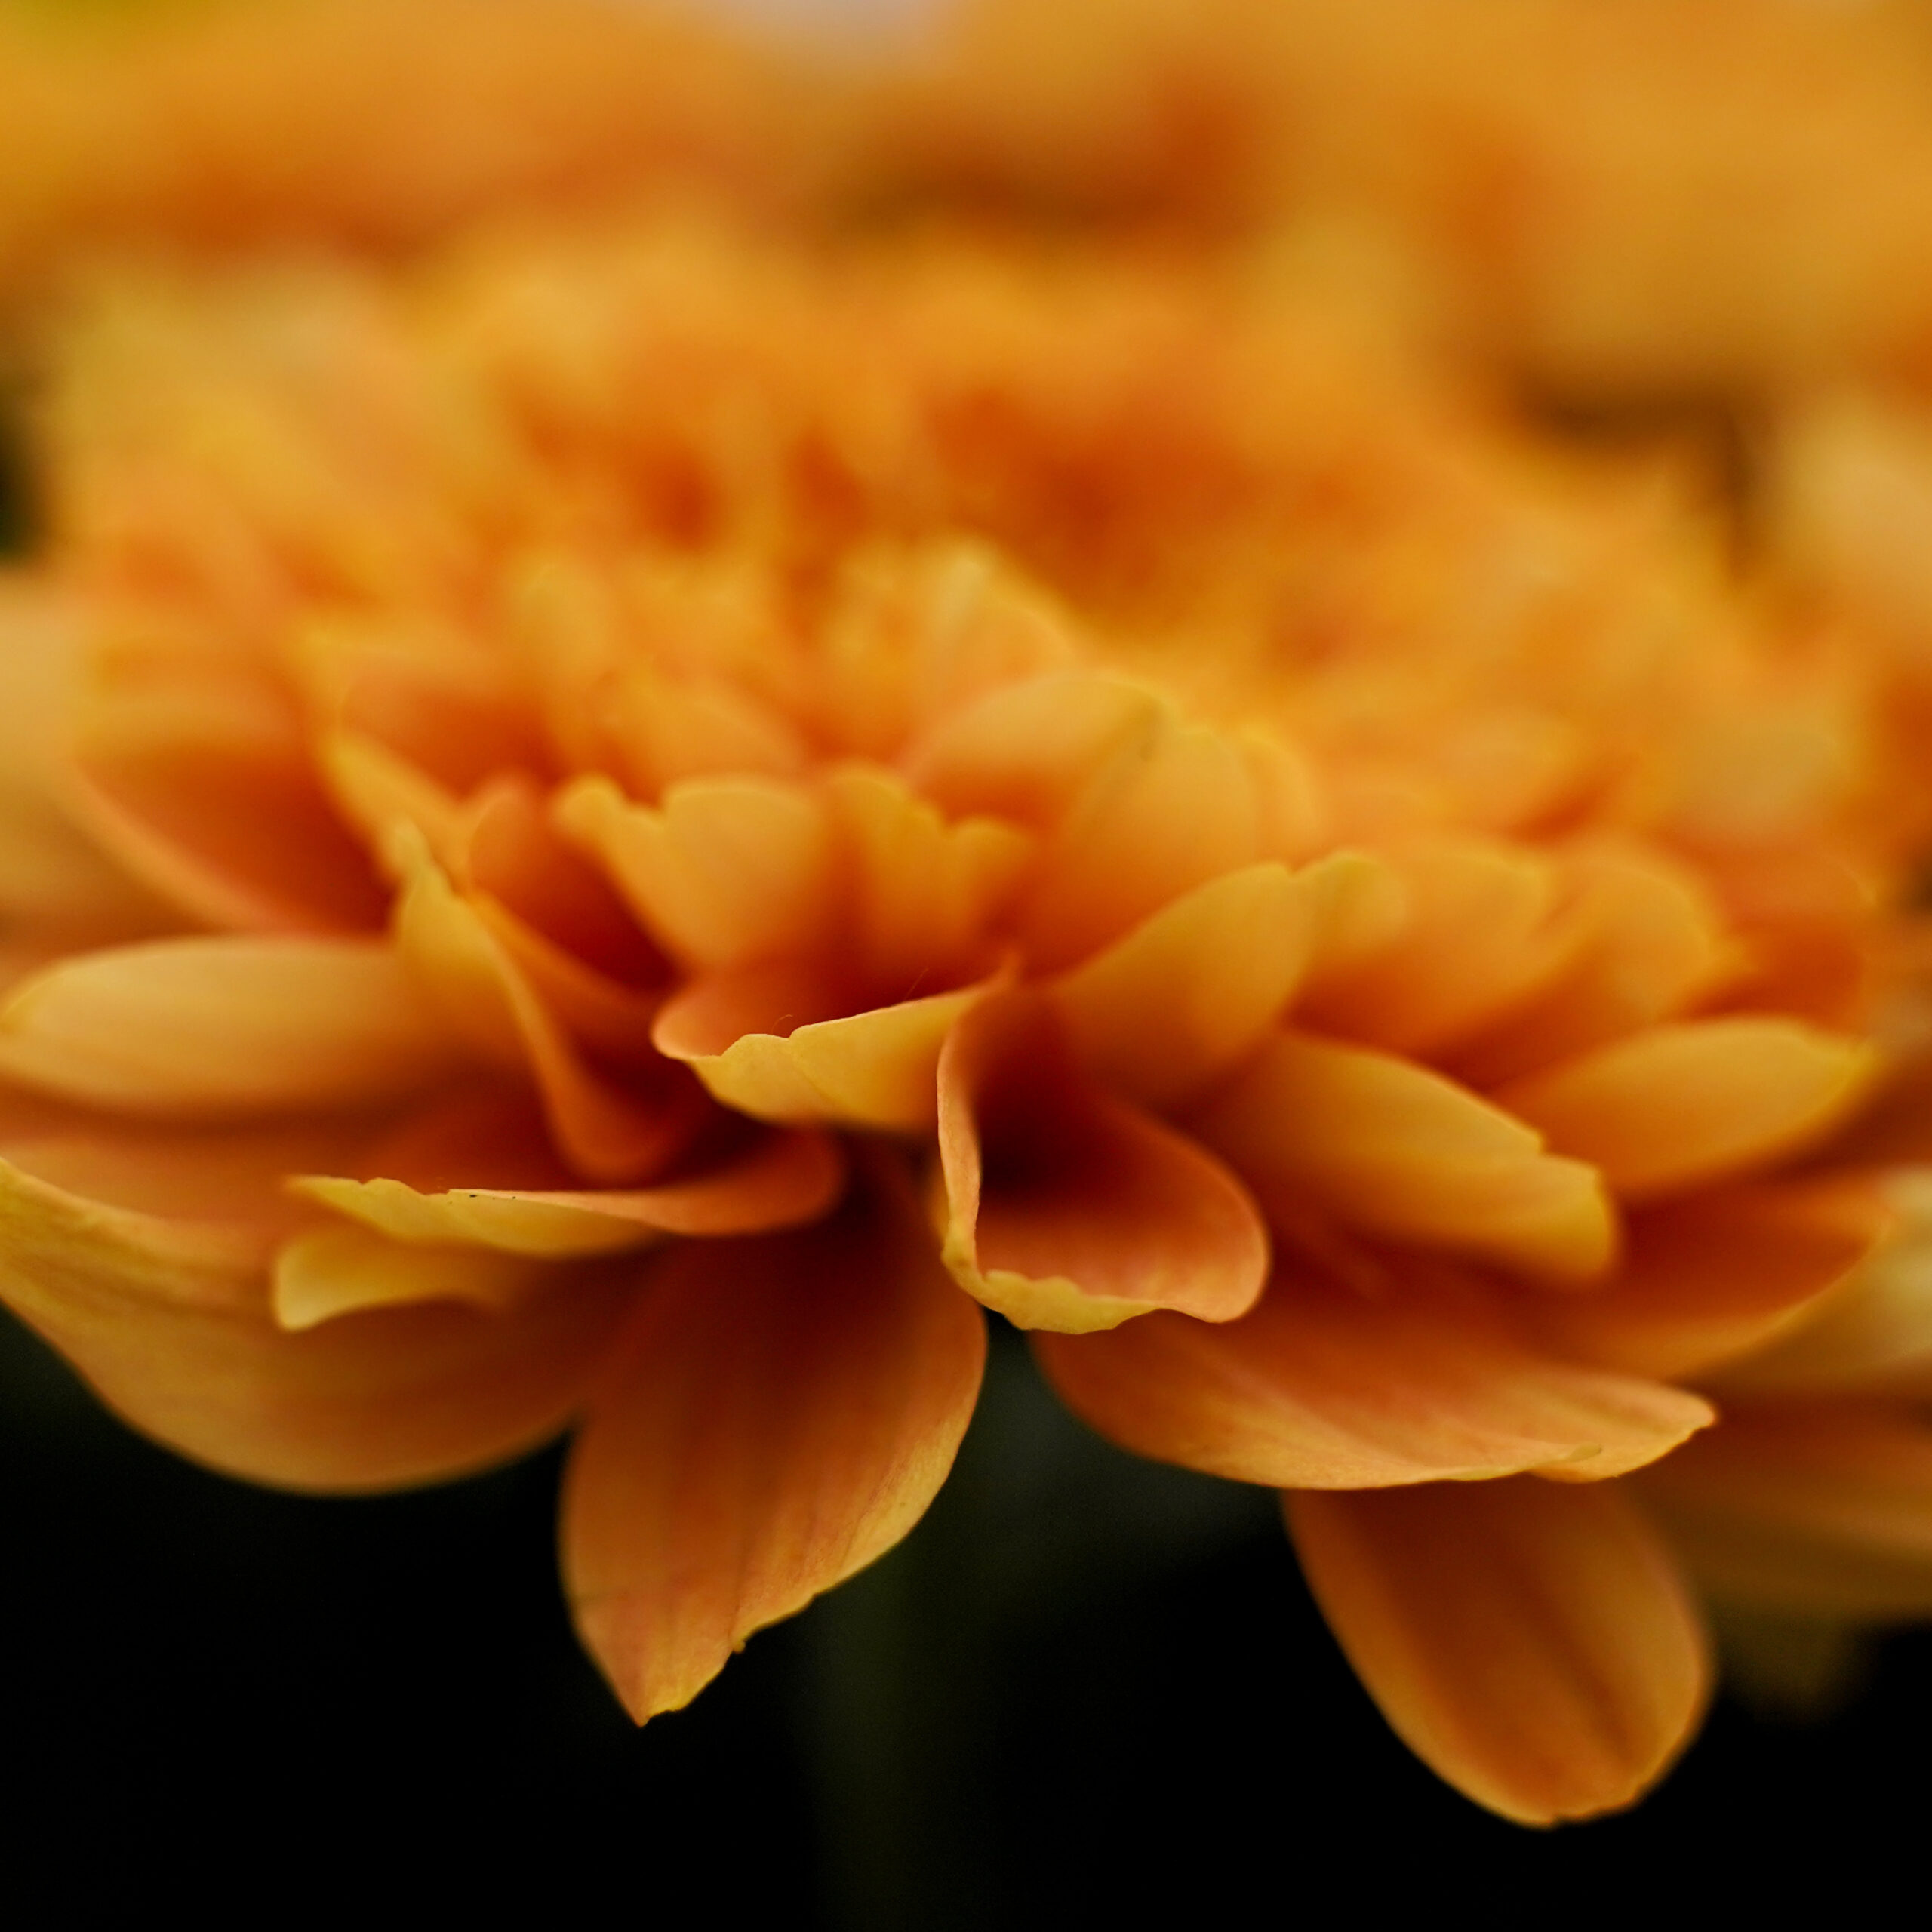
(1, 207, 1928, 1827)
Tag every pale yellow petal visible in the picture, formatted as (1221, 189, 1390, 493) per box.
(657, 964, 1004, 1131)
(272, 1222, 549, 1330)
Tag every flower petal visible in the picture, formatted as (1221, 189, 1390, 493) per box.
(1447, 844, 1737, 1086)
(1706, 1170, 1932, 1395)
(1189, 1030, 1614, 1285)
(1017, 711, 1278, 972)
(2, 1113, 373, 1239)
(272, 1223, 551, 1329)
(1494, 1018, 1879, 1202)
(1035, 1264, 1710, 1487)
(0, 1156, 627, 1490)
(655, 961, 1005, 1131)
(1531, 1180, 1890, 1382)
(72, 647, 386, 932)
(392, 841, 703, 1182)
(0, 936, 460, 1116)
(1294, 838, 1567, 1057)
(561, 1156, 986, 1721)
(826, 762, 1034, 997)
(904, 669, 1161, 832)
(1052, 858, 1345, 1110)
(1639, 1405, 1932, 1617)
(937, 992, 1269, 1332)
(555, 771, 834, 974)
(1286, 1480, 1709, 1824)
(291, 1124, 844, 1257)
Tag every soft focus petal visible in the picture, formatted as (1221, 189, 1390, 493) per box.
(937, 992, 1269, 1332)
(0, 583, 179, 949)
(555, 771, 835, 973)
(561, 1155, 986, 1721)
(72, 644, 386, 932)
(1286, 1480, 1709, 1824)
(1495, 1018, 1878, 1202)
(0, 936, 460, 1116)
(904, 669, 1162, 831)
(1035, 1263, 1709, 1487)
(826, 761, 1034, 995)
(1051, 858, 1339, 1110)
(1708, 1169, 1932, 1395)
(1640, 1405, 1932, 1617)
(1448, 844, 1738, 1086)
(1190, 1029, 1614, 1284)
(0, 1156, 628, 1489)
(2, 1112, 374, 1238)
(392, 840, 703, 1181)
(1017, 711, 1288, 972)
(1295, 838, 1567, 1057)
(1529, 1180, 1890, 1382)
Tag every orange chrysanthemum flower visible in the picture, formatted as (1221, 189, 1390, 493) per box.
(3, 216, 1927, 1828)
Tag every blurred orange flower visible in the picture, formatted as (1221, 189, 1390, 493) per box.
(0, 213, 1925, 1829)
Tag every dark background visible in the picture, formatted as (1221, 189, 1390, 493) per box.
(0, 1306, 1919, 1923)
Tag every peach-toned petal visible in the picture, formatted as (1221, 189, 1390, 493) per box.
(1295, 838, 1567, 1057)
(291, 1124, 843, 1257)
(1035, 1264, 1710, 1487)
(2, 1113, 376, 1241)
(469, 888, 666, 1069)
(1017, 711, 1274, 972)
(1494, 1018, 1879, 1203)
(614, 657, 810, 798)
(0, 1155, 628, 1490)
(657, 962, 1004, 1131)
(561, 1158, 986, 1721)
(0, 937, 460, 1116)
(814, 545, 1076, 759)
(554, 771, 834, 974)
(903, 669, 1161, 832)
(1531, 1180, 1891, 1382)
(1052, 860, 1318, 1110)
(937, 992, 1269, 1332)
(1704, 1170, 1932, 1395)
(457, 774, 665, 992)
(825, 761, 1034, 996)
(283, 611, 543, 795)
(1640, 1406, 1932, 1617)
(72, 660, 386, 932)
(392, 841, 700, 1182)
(1286, 1481, 1709, 1825)
(1190, 1030, 1614, 1285)
(318, 729, 467, 874)
(1449, 844, 1738, 1087)
(0, 586, 179, 946)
